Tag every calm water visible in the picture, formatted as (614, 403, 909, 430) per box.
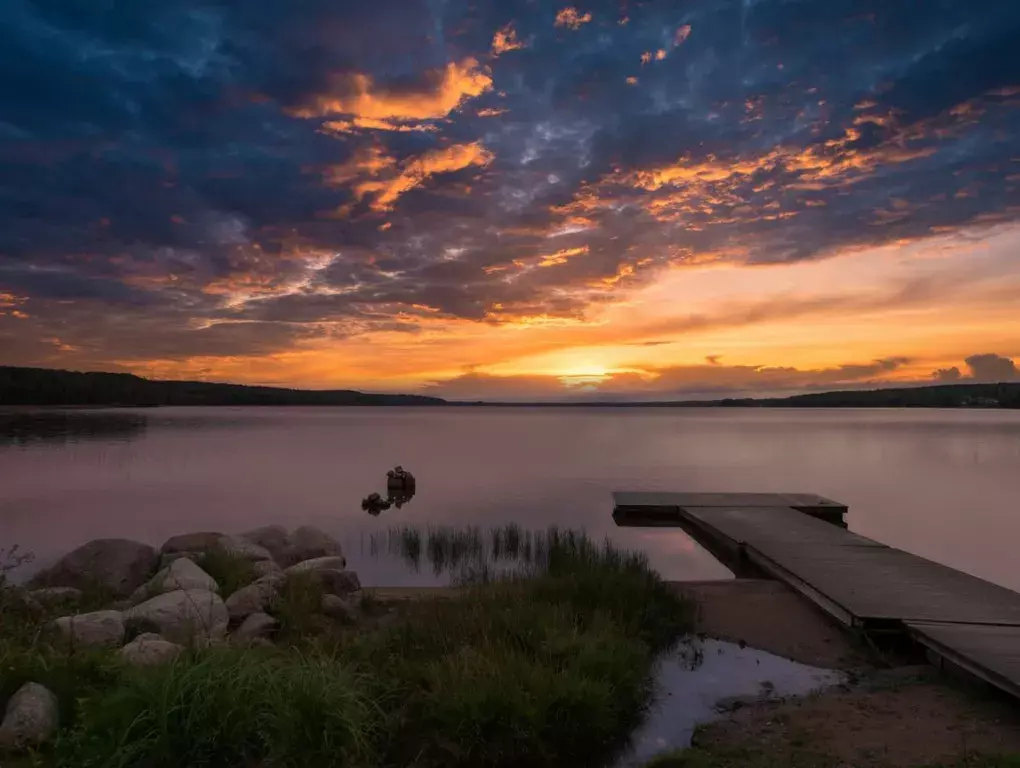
(3, 407, 1020, 590)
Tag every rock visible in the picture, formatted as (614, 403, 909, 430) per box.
(27, 586, 84, 607)
(320, 594, 357, 623)
(279, 526, 344, 567)
(0, 682, 59, 750)
(224, 577, 281, 621)
(361, 493, 391, 514)
(217, 535, 273, 563)
(130, 558, 219, 604)
(252, 559, 283, 579)
(239, 525, 289, 562)
(308, 569, 361, 597)
(119, 633, 183, 666)
(51, 610, 125, 649)
(29, 538, 158, 597)
(125, 589, 228, 645)
(248, 637, 275, 649)
(1, 588, 43, 619)
(284, 556, 348, 575)
(232, 612, 278, 644)
(161, 531, 225, 555)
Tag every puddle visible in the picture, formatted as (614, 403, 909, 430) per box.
(614, 638, 846, 767)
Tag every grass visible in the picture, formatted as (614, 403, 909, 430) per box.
(642, 748, 1020, 767)
(2, 529, 694, 768)
(193, 546, 257, 597)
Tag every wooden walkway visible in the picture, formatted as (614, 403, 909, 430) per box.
(612, 491, 1020, 700)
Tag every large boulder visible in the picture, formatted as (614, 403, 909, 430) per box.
(119, 633, 183, 666)
(232, 612, 278, 644)
(320, 594, 357, 623)
(252, 559, 283, 579)
(0, 682, 59, 750)
(224, 576, 282, 621)
(29, 538, 157, 597)
(130, 558, 219, 604)
(284, 556, 348, 575)
(239, 525, 290, 562)
(51, 610, 125, 649)
(278, 526, 344, 567)
(308, 569, 361, 597)
(125, 589, 228, 645)
(161, 531, 224, 555)
(217, 535, 273, 563)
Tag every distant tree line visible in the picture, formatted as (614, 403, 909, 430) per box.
(0, 366, 446, 406)
(717, 382, 1020, 409)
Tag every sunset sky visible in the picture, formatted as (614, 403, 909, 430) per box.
(1, 0, 1019, 400)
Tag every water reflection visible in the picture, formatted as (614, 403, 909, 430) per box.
(614, 638, 845, 766)
(0, 410, 148, 448)
(363, 524, 604, 579)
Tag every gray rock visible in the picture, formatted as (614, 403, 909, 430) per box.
(284, 556, 348, 575)
(161, 531, 225, 555)
(224, 577, 281, 621)
(308, 569, 361, 597)
(217, 535, 273, 563)
(119, 633, 183, 666)
(252, 559, 283, 579)
(279, 526, 344, 567)
(232, 612, 278, 644)
(239, 525, 289, 562)
(0, 682, 59, 750)
(29, 538, 158, 597)
(159, 551, 201, 570)
(52, 610, 125, 649)
(320, 594, 357, 623)
(27, 586, 84, 607)
(125, 589, 228, 645)
(130, 558, 219, 604)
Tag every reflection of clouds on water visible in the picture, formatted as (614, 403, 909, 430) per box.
(0, 410, 148, 448)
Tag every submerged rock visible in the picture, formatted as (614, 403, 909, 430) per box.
(51, 609, 125, 649)
(119, 633, 183, 666)
(125, 589, 228, 645)
(0, 682, 59, 751)
(30, 538, 158, 597)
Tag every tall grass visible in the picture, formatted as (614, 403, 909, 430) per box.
(194, 546, 257, 597)
(56, 649, 377, 768)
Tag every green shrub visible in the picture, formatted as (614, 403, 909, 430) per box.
(56, 649, 376, 768)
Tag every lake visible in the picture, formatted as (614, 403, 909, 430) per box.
(3, 406, 1020, 590)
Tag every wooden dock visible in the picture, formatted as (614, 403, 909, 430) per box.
(612, 491, 1020, 700)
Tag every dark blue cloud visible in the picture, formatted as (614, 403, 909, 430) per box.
(1, 0, 1019, 365)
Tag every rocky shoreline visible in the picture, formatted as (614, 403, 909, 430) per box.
(1, 526, 361, 751)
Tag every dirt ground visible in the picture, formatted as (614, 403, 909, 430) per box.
(668, 579, 1020, 767)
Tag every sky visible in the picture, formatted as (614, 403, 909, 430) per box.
(1, 0, 1019, 401)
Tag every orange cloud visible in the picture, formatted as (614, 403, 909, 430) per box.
(538, 245, 589, 267)
(321, 117, 437, 134)
(477, 107, 508, 117)
(555, 7, 592, 29)
(348, 142, 494, 212)
(675, 25, 692, 45)
(293, 58, 492, 124)
(492, 23, 526, 55)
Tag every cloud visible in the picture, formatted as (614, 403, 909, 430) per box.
(932, 353, 1018, 382)
(964, 353, 1018, 381)
(292, 58, 493, 123)
(554, 8, 592, 30)
(492, 23, 527, 56)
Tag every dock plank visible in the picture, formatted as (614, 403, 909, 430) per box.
(908, 622, 1020, 699)
(612, 491, 848, 524)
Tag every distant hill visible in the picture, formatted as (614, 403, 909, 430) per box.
(0, 366, 446, 406)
